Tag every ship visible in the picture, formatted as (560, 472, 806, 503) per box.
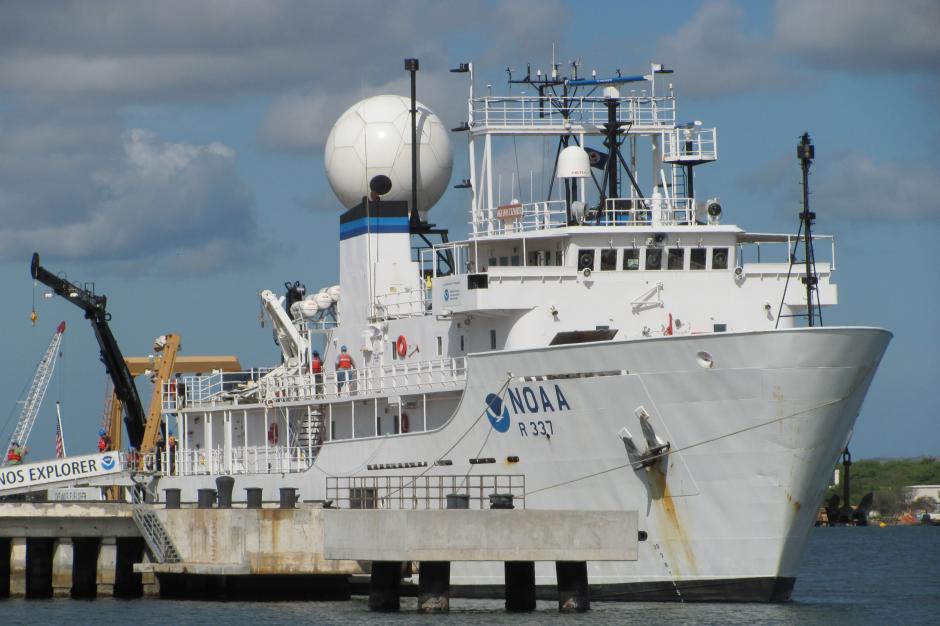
(146, 59, 891, 601)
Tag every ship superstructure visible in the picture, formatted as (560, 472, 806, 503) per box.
(147, 59, 890, 601)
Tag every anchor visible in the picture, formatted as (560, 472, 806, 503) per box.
(618, 406, 670, 470)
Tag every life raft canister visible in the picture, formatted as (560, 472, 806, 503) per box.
(396, 335, 408, 358)
(268, 422, 279, 445)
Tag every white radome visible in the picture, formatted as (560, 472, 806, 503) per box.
(324, 95, 453, 213)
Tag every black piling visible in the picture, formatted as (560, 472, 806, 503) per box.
(279, 487, 297, 509)
(504, 561, 536, 612)
(0, 538, 10, 598)
(71, 538, 99, 598)
(164, 488, 181, 509)
(418, 561, 450, 613)
(25, 537, 54, 598)
(368, 561, 403, 611)
(556, 561, 590, 612)
(216, 476, 235, 508)
(245, 487, 263, 509)
(114, 538, 144, 598)
(197, 488, 216, 509)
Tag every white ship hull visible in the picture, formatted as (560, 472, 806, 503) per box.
(159, 325, 889, 601)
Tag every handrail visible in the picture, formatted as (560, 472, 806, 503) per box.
(326, 474, 526, 510)
(469, 95, 675, 130)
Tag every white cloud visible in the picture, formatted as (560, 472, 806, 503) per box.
(744, 150, 940, 220)
(655, 1, 801, 98)
(774, 0, 940, 73)
(0, 119, 268, 272)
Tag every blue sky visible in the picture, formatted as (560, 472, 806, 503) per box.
(0, 0, 937, 461)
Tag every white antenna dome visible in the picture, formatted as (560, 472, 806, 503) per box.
(324, 95, 453, 212)
(557, 146, 590, 178)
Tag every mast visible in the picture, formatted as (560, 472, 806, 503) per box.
(405, 58, 420, 227)
(797, 133, 819, 326)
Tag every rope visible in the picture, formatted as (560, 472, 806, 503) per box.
(380, 375, 514, 500)
(526, 392, 852, 497)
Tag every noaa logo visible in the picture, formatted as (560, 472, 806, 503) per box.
(485, 393, 511, 432)
(443, 289, 450, 302)
(101, 455, 115, 470)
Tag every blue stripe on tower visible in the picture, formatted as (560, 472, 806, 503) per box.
(339, 216, 410, 240)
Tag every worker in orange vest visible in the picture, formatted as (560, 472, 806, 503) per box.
(335, 345, 355, 393)
(311, 350, 324, 397)
(7, 443, 22, 465)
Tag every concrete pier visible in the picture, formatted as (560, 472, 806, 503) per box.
(9, 538, 26, 597)
(96, 537, 117, 596)
(51, 538, 73, 597)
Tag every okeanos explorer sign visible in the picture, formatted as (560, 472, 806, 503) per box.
(0, 452, 124, 493)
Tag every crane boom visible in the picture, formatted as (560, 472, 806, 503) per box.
(30, 252, 147, 449)
(3, 321, 66, 465)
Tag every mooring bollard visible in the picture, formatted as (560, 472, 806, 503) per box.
(368, 561, 403, 611)
(279, 487, 297, 509)
(504, 561, 536, 612)
(245, 487, 263, 509)
(216, 476, 235, 509)
(556, 561, 590, 612)
(164, 488, 181, 510)
(445, 493, 469, 509)
(196, 488, 216, 509)
(489, 493, 514, 509)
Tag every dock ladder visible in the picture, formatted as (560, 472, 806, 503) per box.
(131, 485, 182, 563)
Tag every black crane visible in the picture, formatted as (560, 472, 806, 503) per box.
(30, 253, 146, 449)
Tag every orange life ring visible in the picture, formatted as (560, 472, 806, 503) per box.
(401, 412, 410, 433)
(268, 422, 279, 445)
(396, 335, 408, 358)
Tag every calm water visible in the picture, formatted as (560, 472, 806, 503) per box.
(3, 527, 938, 625)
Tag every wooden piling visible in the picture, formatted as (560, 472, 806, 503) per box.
(368, 561, 402, 611)
(556, 561, 590, 612)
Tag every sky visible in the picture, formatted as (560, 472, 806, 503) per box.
(0, 0, 937, 461)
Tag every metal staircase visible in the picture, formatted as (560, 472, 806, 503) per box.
(293, 409, 324, 455)
(131, 486, 182, 563)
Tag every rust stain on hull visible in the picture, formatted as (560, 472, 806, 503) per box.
(648, 468, 697, 577)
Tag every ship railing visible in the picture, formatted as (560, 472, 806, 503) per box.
(251, 356, 468, 406)
(326, 474, 526, 510)
(373, 288, 429, 319)
(180, 368, 272, 406)
(469, 95, 675, 130)
(151, 445, 313, 477)
(736, 234, 836, 272)
(421, 242, 473, 277)
(471, 200, 568, 237)
(662, 127, 718, 162)
(598, 197, 695, 226)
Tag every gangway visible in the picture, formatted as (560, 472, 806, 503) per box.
(3, 321, 66, 466)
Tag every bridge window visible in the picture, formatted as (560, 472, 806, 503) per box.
(712, 248, 729, 270)
(645, 248, 662, 270)
(623, 249, 640, 270)
(490, 329, 497, 350)
(600, 249, 617, 271)
(577, 249, 595, 271)
(667, 248, 685, 270)
(690, 248, 707, 270)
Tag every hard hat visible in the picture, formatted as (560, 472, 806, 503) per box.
(98, 428, 106, 436)
(168, 429, 174, 436)
(313, 350, 320, 356)
(341, 345, 347, 352)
